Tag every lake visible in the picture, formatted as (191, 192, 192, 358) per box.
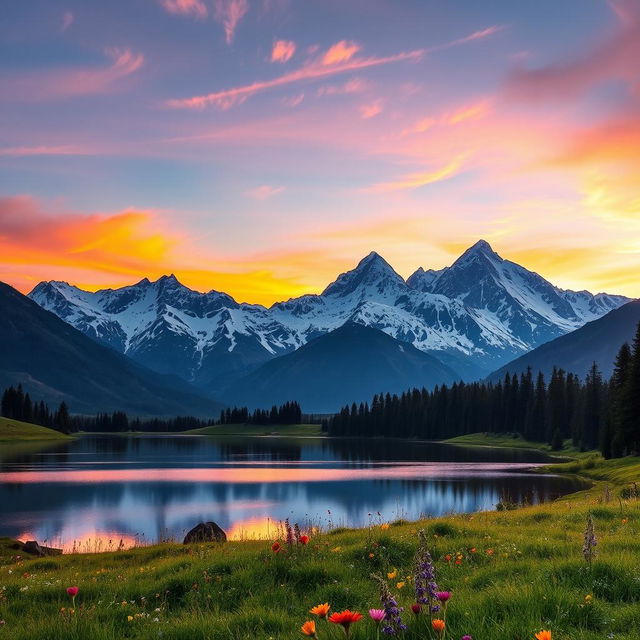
(0, 435, 588, 551)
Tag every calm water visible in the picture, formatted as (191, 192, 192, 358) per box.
(0, 435, 587, 551)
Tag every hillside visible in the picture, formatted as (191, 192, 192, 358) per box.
(224, 321, 459, 412)
(0, 416, 71, 441)
(490, 300, 640, 381)
(0, 282, 222, 417)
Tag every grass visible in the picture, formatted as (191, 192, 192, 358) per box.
(1, 455, 639, 639)
(183, 423, 324, 437)
(0, 416, 71, 441)
(446, 432, 592, 458)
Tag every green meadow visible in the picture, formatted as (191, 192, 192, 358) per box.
(1, 447, 639, 640)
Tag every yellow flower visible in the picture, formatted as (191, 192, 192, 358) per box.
(396, 581, 405, 589)
(387, 569, 397, 579)
(368, 553, 375, 558)
(331, 546, 342, 553)
(584, 594, 593, 603)
(127, 616, 133, 622)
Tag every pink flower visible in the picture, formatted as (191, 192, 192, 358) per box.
(66, 587, 79, 597)
(436, 591, 451, 603)
(368, 609, 385, 623)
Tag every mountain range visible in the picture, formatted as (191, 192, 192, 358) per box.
(29, 240, 629, 407)
(0, 282, 222, 416)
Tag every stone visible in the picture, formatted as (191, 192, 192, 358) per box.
(21, 540, 62, 556)
(183, 522, 227, 544)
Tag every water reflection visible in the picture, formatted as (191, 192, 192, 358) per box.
(0, 435, 586, 550)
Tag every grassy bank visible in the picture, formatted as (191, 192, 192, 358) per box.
(445, 432, 590, 458)
(183, 423, 324, 437)
(1, 455, 639, 640)
(0, 416, 71, 441)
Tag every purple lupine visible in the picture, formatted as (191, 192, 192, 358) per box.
(414, 530, 440, 614)
(583, 514, 597, 564)
(284, 518, 294, 546)
(372, 574, 407, 635)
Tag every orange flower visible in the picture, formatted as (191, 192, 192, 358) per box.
(432, 619, 446, 634)
(300, 620, 316, 637)
(329, 609, 363, 633)
(271, 542, 281, 553)
(310, 603, 330, 619)
(535, 632, 551, 640)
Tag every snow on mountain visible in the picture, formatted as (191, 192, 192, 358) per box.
(29, 241, 631, 388)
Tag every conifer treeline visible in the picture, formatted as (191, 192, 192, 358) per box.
(217, 401, 302, 426)
(1, 385, 71, 432)
(326, 324, 640, 458)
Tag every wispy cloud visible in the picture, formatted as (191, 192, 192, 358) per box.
(322, 40, 361, 65)
(368, 155, 466, 192)
(166, 24, 503, 110)
(271, 39, 296, 63)
(160, 0, 208, 18)
(282, 93, 304, 107)
(214, 0, 249, 43)
(167, 47, 423, 109)
(360, 100, 383, 119)
(61, 11, 74, 31)
(246, 185, 285, 200)
(1, 47, 144, 102)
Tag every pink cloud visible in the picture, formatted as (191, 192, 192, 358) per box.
(1, 47, 144, 102)
(360, 100, 383, 119)
(214, 0, 249, 44)
(368, 155, 466, 192)
(61, 11, 74, 31)
(316, 77, 370, 97)
(322, 41, 361, 65)
(167, 48, 423, 109)
(506, 1, 639, 101)
(271, 39, 296, 63)
(246, 185, 285, 200)
(160, 0, 208, 18)
(282, 93, 304, 107)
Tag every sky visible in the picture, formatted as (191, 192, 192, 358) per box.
(1, 0, 639, 305)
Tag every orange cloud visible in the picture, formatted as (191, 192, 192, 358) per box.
(271, 39, 296, 63)
(214, 0, 249, 44)
(160, 0, 208, 18)
(1, 47, 144, 102)
(322, 40, 361, 65)
(368, 155, 466, 192)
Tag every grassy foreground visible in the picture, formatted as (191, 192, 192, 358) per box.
(1, 456, 639, 640)
(0, 417, 71, 441)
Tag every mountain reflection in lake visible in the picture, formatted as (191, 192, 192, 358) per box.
(0, 436, 587, 551)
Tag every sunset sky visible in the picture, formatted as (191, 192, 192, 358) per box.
(1, 0, 639, 304)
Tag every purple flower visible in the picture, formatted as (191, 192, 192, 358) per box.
(461, 636, 473, 640)
(415, 530, 440, 614)
(372, 574, 407, 635)
(436, 591, 451, 603)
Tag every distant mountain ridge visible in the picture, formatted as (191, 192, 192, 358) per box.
(0, 282, 221, 417)
(29, 241, 630, 391)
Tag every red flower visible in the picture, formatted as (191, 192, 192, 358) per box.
(66, 587, 79, 597)
(300, 535, 310, 545)
(329, 609, 362, 635)
(411, 603, 421, 615)
(271, 542, 281, 553)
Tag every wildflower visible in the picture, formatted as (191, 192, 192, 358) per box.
(469, 547, 477, 553)
(436, 591, 451, 603)
(455, 558, 462, 565)
(535, 631, 551, 640)
(331, 546, 342, 553)
(66, 586, 78, 608)
(486, 549, 494, 555)
(444, 554, 452, 562)
(127, 615, 134, 622)
(396, 582, 405, 590)
(410, 603, 421, 615)
(372, 573, 406, 634)
(584, 594, 593, 604)
(380, 523, 390, 530)
(414, 530, 440, 614)
(285, 519, 294, 546)
(622, 518, 628, 524)
(461, 636, 473, 640)
(300, 535, 310, 545)
(310, 603, 330, 619)
(583, 514, 597, 564)
(387, 569, 398, 580)
(272, 542, 282, 553)
(328, 610, 362, 638)
(300, 620, 317, 637)
(432, 619, 446, 636)
(369, 609, 386, 623)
